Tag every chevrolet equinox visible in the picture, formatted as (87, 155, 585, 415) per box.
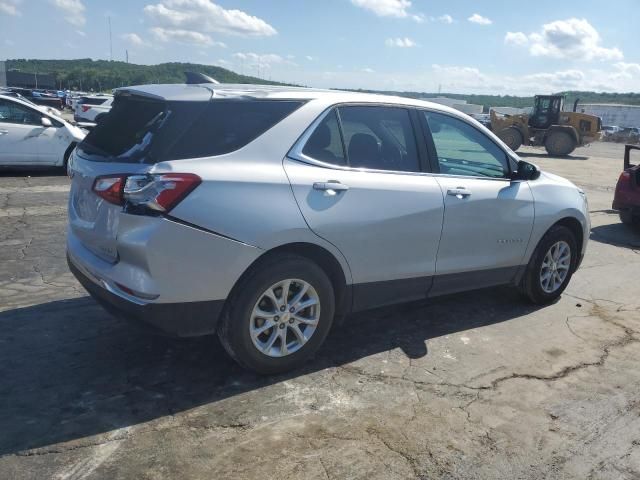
(67, 84, 590, 374)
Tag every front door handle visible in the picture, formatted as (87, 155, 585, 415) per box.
(0, 130, 8, 135)
(313, 181, 349, 195)
(447, 187, 472, 199)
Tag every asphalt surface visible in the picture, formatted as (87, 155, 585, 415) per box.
(0, 142, 639, 479)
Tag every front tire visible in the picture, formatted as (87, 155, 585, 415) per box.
(497, 127, 523, 151)
(520, 225, 577, 304)
(545, 131, 576, 156)
(218, 254, 335, 374)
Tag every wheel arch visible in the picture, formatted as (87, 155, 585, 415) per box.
(62, 142, 77, 168)
(553, 216, 584, 263)
(229, 242, 351, 318)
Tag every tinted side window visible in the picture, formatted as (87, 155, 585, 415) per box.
(0, 99, 42, 126)
(338, 106, 420, 172)
(302, 110, 346, 165)
(422, 111, 509, 178)
(166, 100, 303, 160)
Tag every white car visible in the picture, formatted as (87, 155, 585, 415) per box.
(74, 96, 113, 123)
(0, 94, 86, 167)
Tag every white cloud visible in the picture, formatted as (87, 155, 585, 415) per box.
(121, 33, 146, 47)
(232, 52, 293, 71)
(351, 0, 411, 18)
(362, 67, 375, 73)
(468, 13, 491, 25)
(610, 62, 640, 80)
(144, 0, 276, 37)
(504, 31, 528, 46)
(0, 0, 21, 16)
(411, 13, 426, 23)
(437, 14, 453, 24)
(151, 27, 214, 46)
(506, 18, 623, 62)
(385, 37, 416, 48)
(49, 0, 85, 27)
(305, 55, 314, 61)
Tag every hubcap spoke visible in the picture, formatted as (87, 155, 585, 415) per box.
(539, 240, 572, 294)
(249, 278, 321, 358)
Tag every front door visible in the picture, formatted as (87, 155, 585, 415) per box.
(419, 110, 535, 295)
(285, 105, 444, 310)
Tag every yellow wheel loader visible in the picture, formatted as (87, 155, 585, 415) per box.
(490, 95, 601, 156)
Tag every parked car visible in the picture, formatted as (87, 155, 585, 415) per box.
(3, 87, 64, 111)
(67, 84, 590, 374)
(602, 125, 621, 138)
(0, 93, 85, 167)
(0, 89, 62, 117)
(613, 144, 640, 227)
(74, 95, 113, 122)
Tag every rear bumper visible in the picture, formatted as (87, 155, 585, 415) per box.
(68, 253, 224, 337)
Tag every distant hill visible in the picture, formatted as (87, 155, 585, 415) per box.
(5, 58, 286, 92)
(5, 59, 640, 109)
(348, 89, 640, 110)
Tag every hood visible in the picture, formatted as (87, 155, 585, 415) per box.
(540, 170, 578, 189)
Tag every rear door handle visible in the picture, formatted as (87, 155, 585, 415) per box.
(447, 187, 472, 199)
(313, 181, 349, 195)
(0, 130, 8, 135)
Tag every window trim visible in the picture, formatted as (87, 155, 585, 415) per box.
(418, 107, 518, 181)
(288, 102, 430, 176)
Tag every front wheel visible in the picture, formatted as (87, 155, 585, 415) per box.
(218, 254, 335, 374)
(545, 131, 576, 156)
(520, 225, 577, 304)
(497, 127, 523, 152)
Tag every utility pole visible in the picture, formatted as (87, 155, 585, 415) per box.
(108, 16, 113, 61)
(126, 49, 129, 64)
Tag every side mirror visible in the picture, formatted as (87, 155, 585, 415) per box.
(41, 117, 52, 128)
(512, 160, 540, 181)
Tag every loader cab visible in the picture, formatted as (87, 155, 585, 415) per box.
(529, 95, 564, 129)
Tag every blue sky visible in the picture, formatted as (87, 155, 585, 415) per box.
(1, 0, 639, 95)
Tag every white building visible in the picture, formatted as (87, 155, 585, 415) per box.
(422, 96, 483, 115)
(579, 104, 640, 128)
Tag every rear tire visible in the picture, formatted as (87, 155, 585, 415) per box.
(520, 225, 577, 304)
(497, 127, 523, 151)
(217, 254, 335, 375)
(619, 211, 640, 227)
(545, 131, 576, 156)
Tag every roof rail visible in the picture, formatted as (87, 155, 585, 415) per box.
(184, 72, 220, 85)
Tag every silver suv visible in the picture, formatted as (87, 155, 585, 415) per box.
(67, 84, 590, 374)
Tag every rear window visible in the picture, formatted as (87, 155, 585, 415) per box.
(80, 97, 110, 106)
(78, 96, 303, 163)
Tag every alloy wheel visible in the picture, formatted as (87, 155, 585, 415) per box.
(539, 240, 571, 293)
(249, 279, 321, 357)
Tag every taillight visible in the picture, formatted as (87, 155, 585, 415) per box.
(123, 173, 201, 212)
(81, 105, 91, 112)
(93, 175, 126, 205)
(618, 171, 631, 189)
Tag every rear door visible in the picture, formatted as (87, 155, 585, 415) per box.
(419, 110, 534, 295)
(285, 105, 444, 310)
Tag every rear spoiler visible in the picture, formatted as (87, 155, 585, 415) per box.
(624, 144, 640, 170)
(184, 72, 220, 85)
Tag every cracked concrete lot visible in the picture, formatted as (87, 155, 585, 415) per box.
(0, 142, 639, 479)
